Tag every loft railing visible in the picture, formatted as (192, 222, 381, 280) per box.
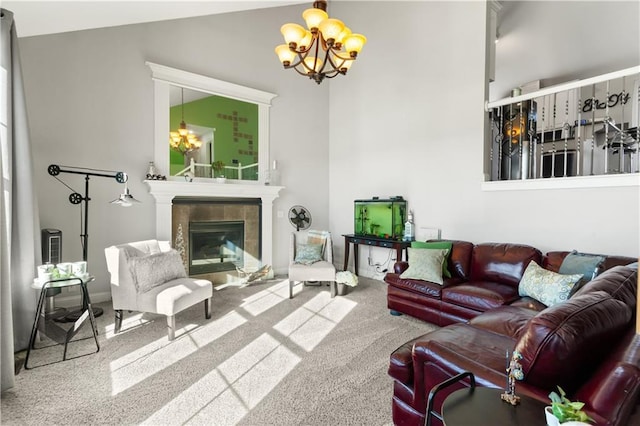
(485, 66, 640, 183)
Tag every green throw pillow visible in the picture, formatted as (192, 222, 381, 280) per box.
(294, 243, 323, 265)
(518, 260, 583, 307)
(559, 251, 605, 294)
(411, 241, 453, 278)
(399, 248, 450, 285)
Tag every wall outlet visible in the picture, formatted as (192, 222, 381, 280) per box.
(277, 210, 284, 219)
(418, 227, 441, 241)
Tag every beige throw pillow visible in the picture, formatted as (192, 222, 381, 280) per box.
(129, 249, 187, 293)
(399, 248, 449, 285)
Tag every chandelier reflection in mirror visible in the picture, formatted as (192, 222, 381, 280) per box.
(275, 0, 366, 84)
(169, 87, 202, 154)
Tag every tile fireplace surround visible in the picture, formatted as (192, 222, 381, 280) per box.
(145, 179, 284, 274)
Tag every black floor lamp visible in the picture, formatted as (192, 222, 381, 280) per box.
(48, 164, 140, 320)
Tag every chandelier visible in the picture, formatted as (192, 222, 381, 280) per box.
(275, 0, 366, 84)
(169, 88, 202, 154)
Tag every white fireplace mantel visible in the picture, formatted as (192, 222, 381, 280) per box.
(145, 179, 284, 267)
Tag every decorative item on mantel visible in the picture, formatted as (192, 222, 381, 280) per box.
(145, 161, 166, 180)
(264, 160, 280, 186)
(212, 160, 226, 183)
(501, 350, 524, 405)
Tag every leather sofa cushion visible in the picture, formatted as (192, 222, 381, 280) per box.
(468, 305, 537, 339)
(442, 281, 520, 312)
(384, 273, 445, 298)
(515, 290, 632, 394)
(509, 296, 547, 311)
(573, 265, 637, 307)
(573, 330, 640, 426)
(470, 243, 542, 288)
(445, 240, 474, 279)
(413, 324, 517, 392)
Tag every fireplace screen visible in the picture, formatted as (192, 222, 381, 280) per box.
(189, 221, 244, 274)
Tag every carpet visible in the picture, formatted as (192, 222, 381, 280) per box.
(1, 276, 437, 425)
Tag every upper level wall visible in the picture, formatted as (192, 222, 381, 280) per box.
(491, 0, 640, 100)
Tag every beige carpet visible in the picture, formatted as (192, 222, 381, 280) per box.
(1, 276, 436, 425)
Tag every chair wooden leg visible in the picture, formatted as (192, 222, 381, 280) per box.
(204, 297, 212, 319)
(330, 281, 337, 298)
(167, 315, 176, 340)
(289, 280, 294, 299)
(114, 310, 123, 334)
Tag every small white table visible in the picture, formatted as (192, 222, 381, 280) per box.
(25, 276, 100, 369)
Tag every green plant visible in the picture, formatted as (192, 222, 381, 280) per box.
(211, 160, 225, 178)
(548, 386, 594, 423)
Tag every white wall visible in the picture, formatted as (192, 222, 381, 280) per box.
(330, 1, 639, 279)
(491, 1, 640, 100)
(17, 5, 330, 300)
(15, 1, 640, 298)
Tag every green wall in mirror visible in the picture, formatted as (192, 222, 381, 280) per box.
(169, 89, 259, 179)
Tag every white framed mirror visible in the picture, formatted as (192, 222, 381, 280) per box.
(146, 62, 277, 183)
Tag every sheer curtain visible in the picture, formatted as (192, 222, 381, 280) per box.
(1, 8, 41, 392)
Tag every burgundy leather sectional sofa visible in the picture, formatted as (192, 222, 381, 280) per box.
(384, 240, 638, 426)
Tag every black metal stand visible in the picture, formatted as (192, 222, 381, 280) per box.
(48, 165, 128, 321)
(25, 277, 100, 369)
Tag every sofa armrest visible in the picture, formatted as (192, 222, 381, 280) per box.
(394, 261, 409, 274)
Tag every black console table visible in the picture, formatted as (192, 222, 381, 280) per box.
(342, 234, 410, 276)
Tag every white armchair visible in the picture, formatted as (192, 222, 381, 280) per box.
(105, 239, 213, 340)
(288, 231, 337, 299)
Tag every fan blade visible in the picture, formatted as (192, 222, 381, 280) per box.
(291, 208, 299, 215)
(303, 217, 310, 223)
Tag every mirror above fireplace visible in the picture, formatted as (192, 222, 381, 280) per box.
(147, 62, 277, 184)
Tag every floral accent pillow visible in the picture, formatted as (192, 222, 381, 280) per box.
(294, 243, 323, 265)
(399, 248, 449, 285)
(518, 261, 583, 307)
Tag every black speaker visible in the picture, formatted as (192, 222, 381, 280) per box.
(41, 229, 62, 264)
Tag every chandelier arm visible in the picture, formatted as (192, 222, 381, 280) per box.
(293, 33, 320, 55)
(291, 64, 313, 77)
(324, 71, 344, 79)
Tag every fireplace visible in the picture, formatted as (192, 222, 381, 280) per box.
(189, 221, 244, 274)
(171, 197, 262, 278)
(145, 180, 283, 281)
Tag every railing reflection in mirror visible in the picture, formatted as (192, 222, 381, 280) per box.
(175, 158, 259, 181)
(487, 67, 640, 181)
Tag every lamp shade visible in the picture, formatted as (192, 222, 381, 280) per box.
(275, 44, 297, 65)
(333, 54, 353, 72)
(335, 26, 351, 45)
(281, 23, 306, 46)
(299, 30, 313, 49)
(302, 8, 328, 30)
(318, 18, 345, 42)
(343, 34, 367, 55)
(303, 56, 322, 74)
